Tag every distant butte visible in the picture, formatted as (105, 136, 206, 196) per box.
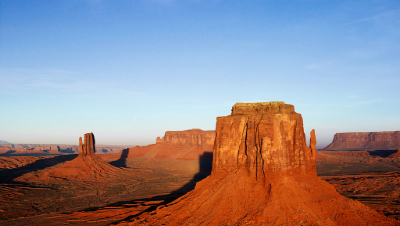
(127, 101, 398, 225)
(324, 131, 400, 151)
(121, 129, 215, 160)
(46, 133, 120, 179)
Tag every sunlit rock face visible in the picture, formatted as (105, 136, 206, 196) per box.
(324, 131, 400, 151)
(156, 129, 215, 146)
(213, 102, 316, 177)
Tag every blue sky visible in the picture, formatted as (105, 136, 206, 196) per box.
(1, 0, 399, 146)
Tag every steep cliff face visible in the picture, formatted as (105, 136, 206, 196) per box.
(213, 102, 316, 177)
(128, 102, 397, 226)
(79, 133, 96, 156)
(156, 129, 215, 146)
(324, 131, 400, 151)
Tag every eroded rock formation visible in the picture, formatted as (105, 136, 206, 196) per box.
(156, 129, 215, 146)
(79, 133, 96, 156)
(213, 101, 316, 177)
(123, 129, 215, 160)
(324, 131, 400, 151)
(128, 102, 397, 226)
(42, 133, 120, 179)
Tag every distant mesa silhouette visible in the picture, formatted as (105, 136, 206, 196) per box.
(324, 131, 400, 151)
(128, 101, 398, 225)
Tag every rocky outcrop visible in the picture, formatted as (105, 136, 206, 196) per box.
(213, 102, 316, 177)
(129, 102, 397, 226)
(389, 147, 400, 158)
(79, 133, 95, 156)
(156, 129, 215, 146)
(42, 133, 120, 179)
(121, 129, 215, 160)
(324, 131, 400, 151)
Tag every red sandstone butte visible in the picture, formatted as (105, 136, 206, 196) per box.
(47, 133, 120, 178)
(126, 102, 397, 226)
(324, 131, 400, 151)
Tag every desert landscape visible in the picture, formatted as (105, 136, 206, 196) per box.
(1, 102, 399, 225)
(2, 1, 399, 225)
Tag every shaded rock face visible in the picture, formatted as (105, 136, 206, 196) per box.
(156, 129, 215, 146)
(324, 131, 400, 151)
(79, 133, 96, 156)
(213, 102, 316, 177)
(389, 147, 400, 158)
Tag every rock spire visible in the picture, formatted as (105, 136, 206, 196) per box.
(79, 133, 95, 156)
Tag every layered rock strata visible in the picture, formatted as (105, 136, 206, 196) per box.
(324, 131, 400, 151)
(156, 129, 215, 146)
(213, 102, 316, 177)
(123, 129, 215, 160)
(127, 102, 397, 226)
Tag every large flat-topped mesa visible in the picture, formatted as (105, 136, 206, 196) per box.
(214, 101, 315, 177)
(231, 101, 295, 115)
(324, 131, 400, 151)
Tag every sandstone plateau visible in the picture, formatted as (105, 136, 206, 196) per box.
(324, 131, 400, 151)
(124, 101, 398, 225)
(118, 129, 215, 160)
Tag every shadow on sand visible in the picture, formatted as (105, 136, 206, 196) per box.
(0, 154, 78, 183)
(82, 151, 213, 224)
(108, 148, 129, 168)
(367, 150, 397, 157)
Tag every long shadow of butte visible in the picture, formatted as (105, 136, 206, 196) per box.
(0, 154, 77, 183)
(88, 151, 213, 224)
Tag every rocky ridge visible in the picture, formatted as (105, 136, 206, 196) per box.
(324, 131, 400, 151)
(121, 129, 214, 160)
(156, 129, 215, 146)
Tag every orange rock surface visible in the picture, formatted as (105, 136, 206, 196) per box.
(324, 131, 400, 151)
(124, 102, 398, 225)
(121, 129, 215, 160)
(156, 129, 215, 146)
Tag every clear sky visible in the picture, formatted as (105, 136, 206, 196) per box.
(1, 0, 399, 147)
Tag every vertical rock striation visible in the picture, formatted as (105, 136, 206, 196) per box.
(79, 133, 95, 156)
(213, 102, 316, 178)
